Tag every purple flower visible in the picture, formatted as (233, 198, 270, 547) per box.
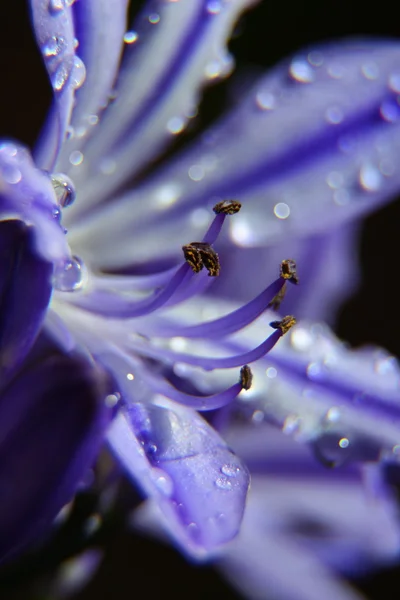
(2, 0, 400, 596)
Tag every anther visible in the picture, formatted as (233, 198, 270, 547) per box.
(182, 242, 220, 276)
(280, 259, 299, 284)
(270, 315, 297, 335)
(213, 199, 242, 215)
(240, 365, 253, 390)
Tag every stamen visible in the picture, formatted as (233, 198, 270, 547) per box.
(240, 365, 253, 390)
(140, 365, 252, 411)
(213, 200, 242, 215)
(280, 259, 299, 284)
(182, 242, 220, 277)
(154, 276, 285, 339)
(202, 199, 242, 244)
(268, 285, 287, 311)
(270, 315, 297, 335)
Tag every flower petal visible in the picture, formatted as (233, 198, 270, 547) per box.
(71, 40, 400, 267)
(0, 221, 52, 379)
(62, 0, 258, 211)
(107, 399, 250, 558)
(56, 0, 129, 167)
(29, 0, 77, 168)
(0, 141, 69, 262)
(0, 351, 114, 563)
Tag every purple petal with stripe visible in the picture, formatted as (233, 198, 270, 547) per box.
(0, 351, 115, 563)
(29, 0, 77, 169)
(56, 0, 129, 167)
(62, 0, 258, 211)
(107, 400, 250, 558)
(71, 41, 400, 270)
(0, 221, 52, 380)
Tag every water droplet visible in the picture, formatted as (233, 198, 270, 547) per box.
(124, 30, 138, 44)
(266, 366, 277, 378)
(70, 56, 86, 89)
(52, 60, 71, 92)
(307, 51, 323, 67)
(167, 116, 185, 134)
(48, 0, 64, 13)
(53, 256, 86, 292)
(105, 393, 120, 408)
(361, 62, 379, 80)
(251, 409, 264, 423)
(326, 171, 344, 189)
(153, 472, 174, 497)
(282, 414, 302, 435)
(51, 172, 76, 207)
(290, 327, 313, 351)
(379, 99, 400, 123)
(215, 476, 232, 490)
(388, 73, 400, 93)
(205, 60, 222, 80)
(333, 189, 350, 206)
(88, 114, 99, 126)
(126, 373, 134, 381)
(289, 60, 315, 83)
(148, 13, 160, 24)
(221, 464, 239, 477)
(255, 90, 276, 110)
(1, 165, 21, 185)
(69, 150, 84, 166)
(325, 105, 343, 125)
(327, 63, 345, 79)
(42, 35, 65, 57)
(324, 407, 341, 423)
(206, 0, 221, 13)
(307, 362, 322, 379)
(273, 202, 290, 219)
(188, 165, 205, 181)
(313, 432, 352, 467)
(359, 163, 381, 192)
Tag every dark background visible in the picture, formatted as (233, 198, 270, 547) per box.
(1, 0, 400, 598)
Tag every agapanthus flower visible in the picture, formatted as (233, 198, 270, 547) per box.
(2, 1, 400, 598)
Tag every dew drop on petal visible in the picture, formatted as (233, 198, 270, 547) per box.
(215, 476, 232, 490)
(188, 165, 205, 181)
(388, 73, 400, 93)
(52, 60, 71, 92)
(1, 165, 22, 185)
(70, 56, 86, 90)
(255, 90, 276, 110)
(42, 35, 65, 57)
(167, 116, 185, 134)
(221, 464, 240, 477)
(48, 0, 64, 14)
(361, 62, 379, 80)
(379, 99, 400, 123)
(153, 471, 174, 497)
(124, 31, 138, 44)
(325, 106, 343, 125)
(289, 60, 315, 83)
(51, 172, 76, 207)
(69, 150, 84, 166)
(273, 202, 290, 219)
(53, 256, 87, 292)
(326, 171, 344, 189)
(266, 366, 277, 378)
(359, 163, 382, 192)
(148, 13, 160, 24)
(307, 51, 324, 67)
(206, 0, 222, 14)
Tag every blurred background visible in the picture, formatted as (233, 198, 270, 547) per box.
(1, 0, 400, 598)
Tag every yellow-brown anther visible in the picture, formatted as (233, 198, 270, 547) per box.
(280, 259, 299, 284)
(182, 242, 220, 276)
(182, 244, 203, 273)
(213, 200, 242, 215)
(270, 315, 297, 335)
(239, 365, 253, 390)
